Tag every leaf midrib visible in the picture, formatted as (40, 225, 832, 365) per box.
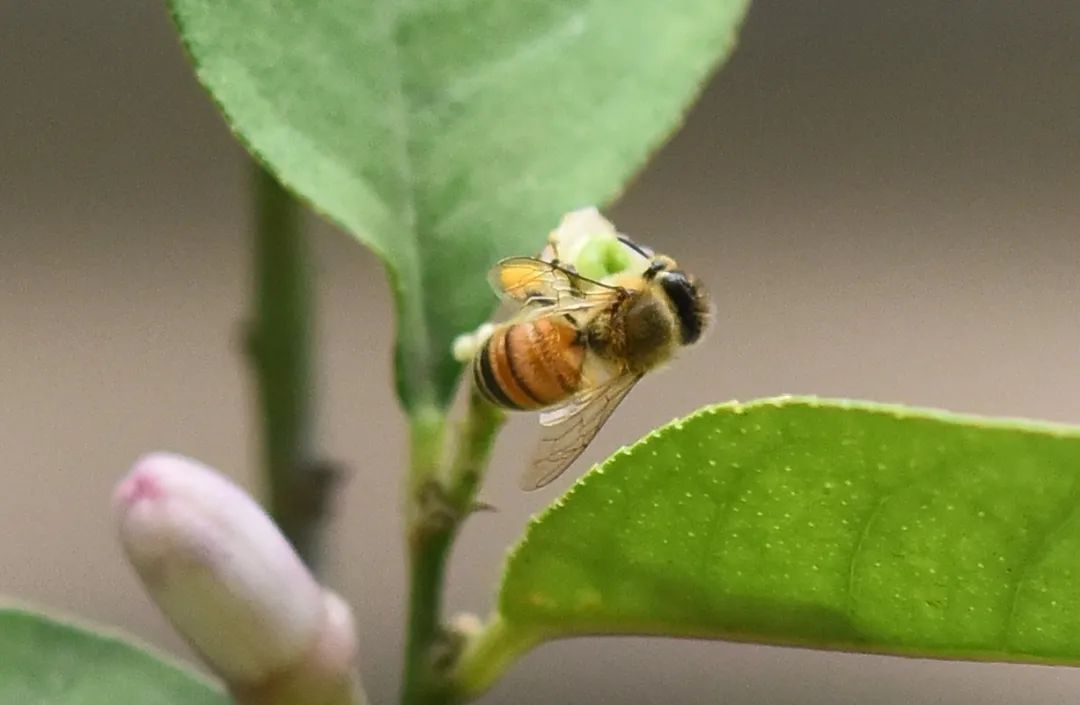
(376, 2, 599, 408)
(377, 0, 437, 409)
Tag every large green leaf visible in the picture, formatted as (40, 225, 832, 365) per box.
(168, 0, 749, 412)
(484, 398, 1080, 681)
(0, 607, 226, 705)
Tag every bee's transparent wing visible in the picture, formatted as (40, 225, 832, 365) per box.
(536, 372, 613, 426)
(519, 373, 643, 491)
(488, 257, 619, 307)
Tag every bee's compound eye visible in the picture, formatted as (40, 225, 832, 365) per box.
(659, 271, 705, 345)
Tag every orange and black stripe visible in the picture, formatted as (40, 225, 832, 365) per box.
(473, 319, 583, 411)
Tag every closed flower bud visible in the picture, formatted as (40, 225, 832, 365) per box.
(231, 590, 363, 705)
(114, 452, 361, 705)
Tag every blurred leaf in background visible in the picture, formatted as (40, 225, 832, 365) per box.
(0, 608, 226, 705)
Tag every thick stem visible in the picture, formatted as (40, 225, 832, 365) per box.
(247, 164, 337, 571)
(401, 393, 505, 705)
(402, 410, 448, 705)
(402, 525, 455, 705)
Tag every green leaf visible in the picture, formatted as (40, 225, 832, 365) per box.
(480, 398, 1080, 687)
(167, 0, 750, 412)
(0, 607, 226, 705)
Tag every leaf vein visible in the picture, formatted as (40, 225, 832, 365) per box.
(1001, 471, 1080, 648)
(419, 9, 590, 115)
(846, 493, 892, 616)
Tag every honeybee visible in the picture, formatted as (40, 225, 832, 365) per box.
(473, 237, 709, 489)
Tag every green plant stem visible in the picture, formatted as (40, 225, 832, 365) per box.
(402, 409, 448, 705)
(247, 163, 336, 572)
(444, 616, 539, 702)
(403, 525, 455, 705)
(402, 392, 505, 705)
(446, 391, 506, 513)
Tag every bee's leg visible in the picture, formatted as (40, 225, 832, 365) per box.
(546, 242, 579, 273)
(542, 236, 563, 266)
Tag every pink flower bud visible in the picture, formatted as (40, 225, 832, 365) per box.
(114, 452, 361, 705)
(231, 590, 364, 705)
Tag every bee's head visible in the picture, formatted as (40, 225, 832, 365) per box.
(643, 255, 677, 279)
(653, 267, 710, 345)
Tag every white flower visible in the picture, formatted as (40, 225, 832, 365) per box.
(539, 206, 620, 264)
(542, 207, 651, 279)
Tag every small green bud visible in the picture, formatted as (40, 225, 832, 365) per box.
(574, 235, 634, 280)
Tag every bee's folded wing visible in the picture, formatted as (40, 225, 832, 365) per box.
(520, 373, 642, 491)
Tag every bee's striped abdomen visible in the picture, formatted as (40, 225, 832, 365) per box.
(473, 319, 584, 411)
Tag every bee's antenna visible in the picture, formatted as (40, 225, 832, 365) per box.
(617, 235, 653, 258)
(643, 259, 666, 280)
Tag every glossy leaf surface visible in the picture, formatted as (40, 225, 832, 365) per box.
(498, 398, 1080, 663)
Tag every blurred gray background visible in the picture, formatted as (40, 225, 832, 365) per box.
(3, 0, 1080, 703)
